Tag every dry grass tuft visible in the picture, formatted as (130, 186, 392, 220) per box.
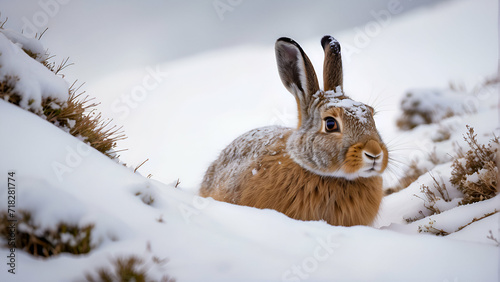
(0, 76, 20, 104)
(450, 126, 498, 205)
(417, 219, 449, 236)
(0, 211, 93, 257)
(85, 255, 175, 282)
(403, 175, 453, 223)
(0, 30, 126, 159)
(44, 57, 74, 77)
(0, 79, 127, 158)
(135, 191, 155, 206)
(44, 83, 127, 158)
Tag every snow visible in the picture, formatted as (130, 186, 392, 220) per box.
(326, 96, 370, 124)
(1, 0, 499, 281)
(0, 31, 68, 112)
(383, 194, 500, 238)
(0, 29, 47, 62)
(324, 35, 340, 52)
(315, 89, 373, 125)
(321, 88, 343, 98)
(0, 97, 497, 280)
(465, 171, 481, 184)
(400, 88, 477, 124)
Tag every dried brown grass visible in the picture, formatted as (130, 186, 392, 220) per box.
(0, 30, 126, 159)
(85, 255, 175, 282)
(450, 126, 498, 205)
(0, 211, 93, 257)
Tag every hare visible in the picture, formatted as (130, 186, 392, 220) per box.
(199, 36, 388, 226)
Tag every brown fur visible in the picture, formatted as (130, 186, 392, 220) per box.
(275, 37, 319, 128)
(205, 133, 383, 226)
(322, 36, 343, 92)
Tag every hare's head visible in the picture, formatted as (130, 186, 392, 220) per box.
(275, 36, 388, 180)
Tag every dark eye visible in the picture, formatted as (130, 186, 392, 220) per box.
(325, 117, 340, 133)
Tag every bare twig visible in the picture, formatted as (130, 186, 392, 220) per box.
(134, 159, 149, 173)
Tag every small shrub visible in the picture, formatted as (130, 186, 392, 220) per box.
(415, 175, 453, 216)
(0, 211, 94, 257)
(408, 127, 499, 238)
(450, 126, 498, 205)
(396, 89, 475, 130)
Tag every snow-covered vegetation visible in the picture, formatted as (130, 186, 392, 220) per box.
(0, 0, 498, 281)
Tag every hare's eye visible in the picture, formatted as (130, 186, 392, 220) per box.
(325, 117, 340, 133)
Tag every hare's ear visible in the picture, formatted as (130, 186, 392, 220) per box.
(275, 37, 319, 125)
(321, 35, 343, 92)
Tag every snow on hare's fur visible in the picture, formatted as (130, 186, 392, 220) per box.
(200, 36, 388, 226)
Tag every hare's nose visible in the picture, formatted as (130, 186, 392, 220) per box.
(364, 140, 382, 160)
(364, 152, 381, 160)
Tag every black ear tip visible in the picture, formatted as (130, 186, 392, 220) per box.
(320, 35, 332, 48)
(276, 37, 298, 47)
(321, 35, 340, 54)
(276, 37, 307, 57)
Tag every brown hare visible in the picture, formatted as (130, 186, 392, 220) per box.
(200, 36, 388, 226)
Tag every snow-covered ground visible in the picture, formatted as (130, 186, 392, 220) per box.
(0, 99, 498, 281)
(1, 0, 499, 281)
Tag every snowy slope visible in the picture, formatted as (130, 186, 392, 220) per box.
(0, 99, 498, 281)
(1, 0, 499, 281)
